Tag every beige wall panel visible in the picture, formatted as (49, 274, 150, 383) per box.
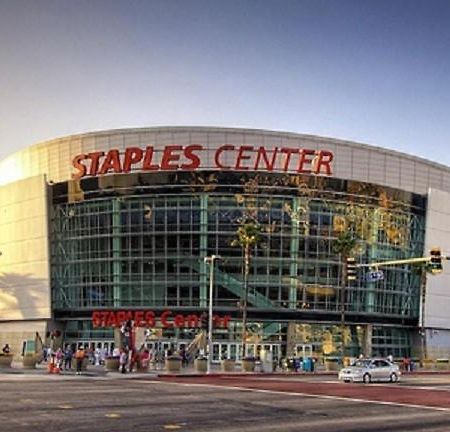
(0, 320, 48, 359)
(424, 189, 450, 329)
(0, 175, 50, 322)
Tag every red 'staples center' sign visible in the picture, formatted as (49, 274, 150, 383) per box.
(72, 145, 334, 179)
(92, 310, 231, 329)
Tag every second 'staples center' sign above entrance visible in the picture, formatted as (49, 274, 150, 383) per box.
(72, 145, 334, 179)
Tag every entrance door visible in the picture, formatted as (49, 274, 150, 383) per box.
(294, 344, 313, 358)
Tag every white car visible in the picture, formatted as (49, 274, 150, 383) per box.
(338, 358, 401, 384)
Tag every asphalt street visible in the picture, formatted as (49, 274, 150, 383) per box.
(0, 373, 449, 432)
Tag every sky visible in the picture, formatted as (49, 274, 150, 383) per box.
(0, 0, 449, 166)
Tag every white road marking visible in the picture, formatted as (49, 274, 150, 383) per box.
(137, 380, 450, 413)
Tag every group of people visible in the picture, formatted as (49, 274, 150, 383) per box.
(117, 347, 151, 373)
(43, 345, 109, 367)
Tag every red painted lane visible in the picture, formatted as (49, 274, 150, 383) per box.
(158, 376, 450, 409)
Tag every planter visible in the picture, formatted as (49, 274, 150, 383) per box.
(137, 364, 149, 373)
(105, 357, 120, 372)
(0, 354, 13, 368)
(343, 357, 352, 367)
(421, 359, 434, 370)
(436, 359, 449, 370)
(22, 354, 37, 369)
(221, 359, 235, 372)
(194, 357, 208, 373)
(165, 356, 182, 373)
(324, 358, 340, 372)
(241, 358, 256, 372)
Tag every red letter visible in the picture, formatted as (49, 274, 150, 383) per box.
(123, 147, 143, 172)
(297, 149, 315, 173)
(145, 311, 156, 327)
(314, 150, 333, 175)
(235, 146, 254, 170)
(160, 310, 173, 328)
(254, 147, 279, 172)
(99, 149, 122, 175)
(185, 314, 199, 328)
(116, 311, 126, 324)
(106, 311, 118, 327)
(280, 148, 299, 171)
(161, 145, 182, 170)
(92, 311, 102, 327)
(142, 146, 159, 170)
(72, 154, 88, 179)
(87, 151, 105, 176)
(181, 145, 202, 170)
(214, 145, 234, 169)
(134, 311, 144, 327)
(174, 314, 185, 328)
(222, 315, 231, 328)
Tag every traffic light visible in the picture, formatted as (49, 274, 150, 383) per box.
(346, 257, 357, 282)
(430, 247, 443, 274)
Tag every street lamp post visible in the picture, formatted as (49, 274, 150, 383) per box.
(204, 254, 221, 374)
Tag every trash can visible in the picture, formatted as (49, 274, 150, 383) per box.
(303, 357, 311, 372)
(303, 357, 314, 372)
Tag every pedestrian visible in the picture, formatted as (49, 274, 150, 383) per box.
(55, 348, 64, 370)
(387, 354, 394, 363)
(2, 344, 11, 354)
(119, 348, 128, 374)
(128, 349, 137, 373)
(64, 346, 73, 370)
(180, 347, 188, 367)
(75, 346, 85, 375)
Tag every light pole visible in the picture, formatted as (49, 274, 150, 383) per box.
(204, 254, 221, 374)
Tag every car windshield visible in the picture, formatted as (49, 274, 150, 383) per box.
(351, 360, 372, 368)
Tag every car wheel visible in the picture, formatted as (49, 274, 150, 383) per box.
(390, 373, 398, 383)
(363, 373, 371, 384)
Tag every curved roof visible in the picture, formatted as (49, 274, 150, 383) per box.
(1, 126, 449, 194)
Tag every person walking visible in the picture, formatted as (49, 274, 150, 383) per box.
(75, 346, 85, 375)
(55, 348, 64, 370)
(64, 346, 73, 370)
(119, 348, 128, 374)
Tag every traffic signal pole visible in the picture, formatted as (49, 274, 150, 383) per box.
(353, 249, 448, 366)
(357, 253, 449, 270)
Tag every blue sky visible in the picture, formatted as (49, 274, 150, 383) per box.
(0, 0, 449, 166)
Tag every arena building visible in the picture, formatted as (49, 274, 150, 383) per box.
(0, 126, 449, 362)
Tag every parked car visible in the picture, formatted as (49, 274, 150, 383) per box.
(338, 358, 401, 384)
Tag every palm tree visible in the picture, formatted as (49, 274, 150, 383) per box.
(232, 216, 262, 359)
(333, 231, 357, 361)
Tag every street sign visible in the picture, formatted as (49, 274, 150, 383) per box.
(367, 270, 384, 282)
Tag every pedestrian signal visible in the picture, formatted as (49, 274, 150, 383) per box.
(346, 257, 357, 282)
(430, 247, 443, 274)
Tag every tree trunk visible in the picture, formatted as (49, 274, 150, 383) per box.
(241, 245, 250, 358)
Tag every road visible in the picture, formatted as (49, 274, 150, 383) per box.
(0, 373, 449, 431)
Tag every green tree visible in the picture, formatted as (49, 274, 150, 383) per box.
(232, 216, 262, 358)
(333, 231, 358, 361)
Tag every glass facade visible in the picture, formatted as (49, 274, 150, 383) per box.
(51, 171, 426, 358)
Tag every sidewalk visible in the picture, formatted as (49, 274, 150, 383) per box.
(1, 361, 450, 379)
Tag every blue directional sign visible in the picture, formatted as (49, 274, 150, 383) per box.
(367, 270, 384, 282)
